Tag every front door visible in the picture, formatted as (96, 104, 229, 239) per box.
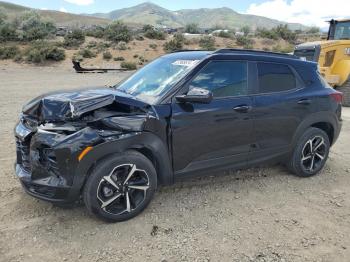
(170, 60, 254, 176)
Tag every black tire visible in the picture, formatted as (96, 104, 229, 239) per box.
(288, 127, 330, 177)
(83, 151, 157, 222)
(337, 79, 350, 107)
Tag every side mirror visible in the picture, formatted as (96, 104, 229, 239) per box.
(176, 87, 213, 104)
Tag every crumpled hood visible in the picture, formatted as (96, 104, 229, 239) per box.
(22, 87, 150, 122)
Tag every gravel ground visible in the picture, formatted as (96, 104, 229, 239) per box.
(0, 65, 350, 262)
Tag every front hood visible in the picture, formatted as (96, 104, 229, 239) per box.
(22, 87, 151, 122)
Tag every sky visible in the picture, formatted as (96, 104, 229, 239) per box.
(3, 0, 350, 28)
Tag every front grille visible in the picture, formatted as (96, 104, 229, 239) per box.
(16, 138, 31, 172)
(41, 149, 60, 176)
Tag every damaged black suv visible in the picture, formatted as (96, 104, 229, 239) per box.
(15, 49, 342, 222)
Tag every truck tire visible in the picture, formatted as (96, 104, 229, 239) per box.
(337, 79, 350, 107)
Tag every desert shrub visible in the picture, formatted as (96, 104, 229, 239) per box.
(78, 48, 96, 58)
(105, 21, 131, 43)
(142, 24, 154, 32)
(121, 61, 137, 70)
(143, 25, 166, 40)
(0, 7, 6, 24)
(0, 23, 18, 42)
(87, 40, 98, 48)
(274, 24, 297, 43)
(64, 29, 85, 47)
(102, 51, 112, 60)
(163, 33, 185, 53)
(16, 11, 56, 41)
(256, 27, 279, 40)
(199, 36, 216, 50)
(256, 25, 296, 43)
(217, 31, 232, 38)
(185, 23, 200, 34)
(0, 45, 19, 59)
(135, 35, 144, 41)
(114, 56, 125, 61)
(163, 39, 183, 53)
(261, 38, 275, 46)
(85, 27, 104, 38)
(236, 36, 254, 49)
(24, 42, 65, 63)
(240, 26, 250, 36)
(272, 44, 294, 53)
(72, 54, 84, 62)
(138, 56, 146, 64)
(149, 43, 157, 50)
(14, 53, 23, 62)
(116, 41, 127, 50)
(307, 26, 320, 34)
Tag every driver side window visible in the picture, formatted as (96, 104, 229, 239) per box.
(189, 61, 248, 98)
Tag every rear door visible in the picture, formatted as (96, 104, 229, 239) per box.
(250, 61, 316, 161)
(171, 60, 255, 176)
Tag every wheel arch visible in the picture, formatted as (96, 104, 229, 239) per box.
(292, 112, 339, 148)
(72, 132, 173, 197)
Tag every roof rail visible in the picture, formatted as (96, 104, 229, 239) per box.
(214, 48, 299, 59)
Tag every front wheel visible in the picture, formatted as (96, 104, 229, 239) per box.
(83, 151, 157, 222)
(288, 127, 330, 177)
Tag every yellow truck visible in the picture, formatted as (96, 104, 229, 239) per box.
(294, 19, 350, 106)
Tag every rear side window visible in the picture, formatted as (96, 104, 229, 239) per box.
(257, 63, 296, 93)
(189, 61, 248, 98)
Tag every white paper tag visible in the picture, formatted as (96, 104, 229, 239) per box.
(172, 60, 199, 67)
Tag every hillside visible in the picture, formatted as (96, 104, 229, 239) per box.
(89, 2, 307, 30)
(0, 1, 110, 26)
(0, 1, 307, 30)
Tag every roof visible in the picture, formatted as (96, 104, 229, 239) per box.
(163, 50, 212, 60)
(164, 49, 313, 67)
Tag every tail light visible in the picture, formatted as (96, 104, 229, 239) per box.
(330, 92, 343, 103)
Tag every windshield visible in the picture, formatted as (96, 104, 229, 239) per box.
(115, 56, 200, 104)
(334, 21, 350, 40)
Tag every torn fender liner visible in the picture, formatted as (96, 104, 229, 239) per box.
(22, 88, 117, 122)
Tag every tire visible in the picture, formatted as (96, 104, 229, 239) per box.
(337, 79, 350, 107)
(83, 151, 157, 222)
(288, 127, 330, 177)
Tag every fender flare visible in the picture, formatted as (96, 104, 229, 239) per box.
(69, 132, 173, 199)
(291, 111, 340, 148)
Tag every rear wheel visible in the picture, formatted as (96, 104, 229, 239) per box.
(83, 151, 157, 222)
(337, 79, 350, 107)
(288, 128, 330, 177)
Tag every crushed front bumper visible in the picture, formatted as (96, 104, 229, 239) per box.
(15, 163, 72, 203)
(14, 120, 102, 204)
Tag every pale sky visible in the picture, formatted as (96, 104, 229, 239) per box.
(4, 0, 350, 28)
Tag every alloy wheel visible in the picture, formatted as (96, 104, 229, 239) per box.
(301, 136, 327, 172)
(96, 164, 150, 215)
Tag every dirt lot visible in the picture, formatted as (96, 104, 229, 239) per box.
(0, 65, 350, 262)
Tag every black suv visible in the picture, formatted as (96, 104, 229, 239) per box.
(15, 49, 343, 222)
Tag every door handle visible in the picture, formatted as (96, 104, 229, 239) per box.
(233, 105, 252, 113)
(297, 99, 311, 105)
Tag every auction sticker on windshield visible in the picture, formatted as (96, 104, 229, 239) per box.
(172, 60, 200, 67)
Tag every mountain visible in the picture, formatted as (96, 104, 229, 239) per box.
(92, 3, 182, 28)
(0, 1, 110, 27)
(89, 2, 307, 30)
(0, 1, 307, 30)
